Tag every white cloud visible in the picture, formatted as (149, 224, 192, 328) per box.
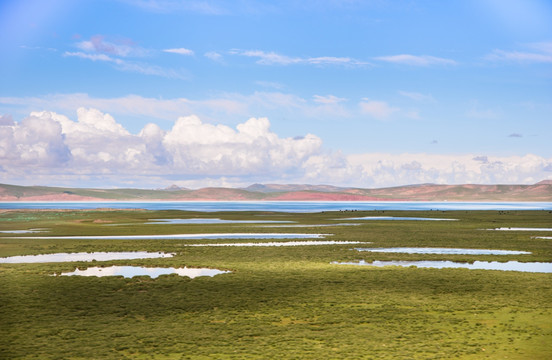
(0, 109, 323, 183)
(1, 108, 550, 187)
(164, 48, 194, 56)
(359, 99, 399, 119)
(375, 54, 457, 66)
(346, 153, 552, 187)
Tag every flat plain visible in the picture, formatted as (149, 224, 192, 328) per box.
(1, 209, 551, 359)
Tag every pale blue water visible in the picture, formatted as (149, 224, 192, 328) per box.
(338, 216, 457, 221)
(354, 248, 531, 255)
(7, 233, 328, 240)
(56, 266, 229, 279)
(1, 201, 551, 212)
(333, 260, 552, 273)
(0, 252, 174, 263)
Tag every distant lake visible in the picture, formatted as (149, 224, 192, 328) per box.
(1, 201, 551, 212)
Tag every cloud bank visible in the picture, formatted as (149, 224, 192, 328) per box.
(0, 109, 550, 188)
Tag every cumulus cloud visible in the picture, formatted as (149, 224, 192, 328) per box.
(0, 108, 323, 184)
(346, 153, 552, 187)
(2, 108, 551, 187)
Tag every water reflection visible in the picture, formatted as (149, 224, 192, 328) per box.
(333, 260, 552, 273)
(355, 248, 531, 255)
(56, 266, 229, 278)
(185, 240, 364, 247)
(0, 252, 174, 263)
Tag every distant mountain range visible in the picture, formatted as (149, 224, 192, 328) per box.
(1, 181, 551, 202)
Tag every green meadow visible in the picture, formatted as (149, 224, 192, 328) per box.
(1, 209, 551, 359)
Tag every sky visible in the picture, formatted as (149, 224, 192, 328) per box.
(0, 0, 551, 189)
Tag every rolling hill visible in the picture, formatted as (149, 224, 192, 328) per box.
(0, 181, 551, 202)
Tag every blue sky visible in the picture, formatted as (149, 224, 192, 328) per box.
(0, 0, 551, 188)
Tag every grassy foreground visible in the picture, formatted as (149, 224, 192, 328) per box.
(0, 209, 551, 359)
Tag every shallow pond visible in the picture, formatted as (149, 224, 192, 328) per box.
(333, 260, 552, 273)
(55, 266, 229, 278)
(7, 233, 328, 240)
(185, 240, 364, 247)
(355, 248, 531, 255)
(146, 218, 295, 224)
(0, 252, 174, 263)
(338, 216, 458, 221)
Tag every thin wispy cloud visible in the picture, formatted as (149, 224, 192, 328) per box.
(65, 35, 187, 79)
(485, 41, 552, 63)
(163, 48, 194, 56)
(204, 51, 223, 62)
(119, 0, 225, 15)
(398, 91, 435, 102)
(359, 99, 399, 120)
(64, 51, 124, 64)
(312, 95, 346, 104)
(75, 35, 148, 57)
(231, 49, 369, 66)
(374, 54, 457, 66)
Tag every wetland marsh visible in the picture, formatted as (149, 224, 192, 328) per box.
(1, 207, 551, 359)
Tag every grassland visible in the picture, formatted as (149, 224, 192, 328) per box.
(0, 209, 551, 359)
